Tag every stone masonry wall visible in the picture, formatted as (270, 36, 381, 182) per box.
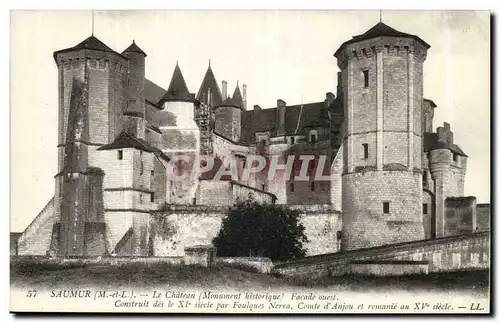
(151, 204, 341, 257)
(342, 170, 424, 250)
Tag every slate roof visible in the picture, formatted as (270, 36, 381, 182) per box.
(240, 100, 339, 144)
(196, 64, 223, 107)
(158, 63, 195, 105)
(334, 22, 431, 57)
(53, 35, 122, 60)
(98, 131, 171, 161)
(144, 79, 167, 106)
(423, 132, 467, 157)
(219, 84, 244, 109)
(122, 40, 147, 57)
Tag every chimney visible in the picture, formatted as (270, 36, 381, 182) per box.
(436, 126, 446, 141)
(222, 80, 227, 100)
(326, 92, 335, 107)
(447, 131, 454, 144)
(242, 84, 247, 110)
(336, 72, 343, 99)
(276, 99, 286, 136)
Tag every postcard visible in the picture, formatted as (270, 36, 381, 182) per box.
(10, 10, 491, 314)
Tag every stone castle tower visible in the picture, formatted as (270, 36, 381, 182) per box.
(335, 23, 430, 251)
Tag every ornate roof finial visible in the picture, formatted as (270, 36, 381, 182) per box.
(209, 58, 211, 67)
(236, 80, 239, 87)
(176, 60, 179, 66)
(380, 10, 383, 23)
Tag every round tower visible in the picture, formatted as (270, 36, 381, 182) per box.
(335, 23, 430, 251)
(52, 35, 128, 256)
(122, 40, 147, 139)
(214, 82, 243, 142)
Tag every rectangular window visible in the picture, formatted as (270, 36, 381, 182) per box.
(453, 153, 458, 162)
(151, 170, 154, 177)
(151, 192, 155, 202)
(362, 143, 369, 159)
(336, 231, 342, 240)
(383, 202, 390, 214)
(290, 137, 295, 144)
(310, 181, 315, 191)
(140, 161, 144, 175)
(118, 150, 123, 160)
(261, 184, 266, 191)
(363, 70, 369, 88)
(423, 203, 428, 215)
(423, 171, 428, 183)
(310, 134, 317, 143)
(290, 182, 294, 192)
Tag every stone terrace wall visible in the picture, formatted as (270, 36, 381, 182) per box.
(152, 203, 341, 257)
(273, 231, 489, 279)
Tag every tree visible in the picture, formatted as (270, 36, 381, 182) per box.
(213, 201, 308, 261)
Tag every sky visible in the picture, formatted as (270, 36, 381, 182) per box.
(10, 10, 490, 232)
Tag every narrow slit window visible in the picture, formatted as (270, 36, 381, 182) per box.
(363, 70, 369, 88)
(151, 192, 155, 203)
(423, 203, 428, 215)
(383, 202, 390, 214)
(261, 184, 266, 191)
(290, 137, 295, 144)
(362, 143, 369, 159)
(290, 182, 295, 192)
(118, 150, 123, 160)
(310, 181, 315, 192)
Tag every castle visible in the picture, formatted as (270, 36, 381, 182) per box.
(12, 22, 488, 258)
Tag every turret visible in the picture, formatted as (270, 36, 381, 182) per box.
(335, 22, 430, 250)
(122, 40, 147, 139)
(214, 82, 243, 142)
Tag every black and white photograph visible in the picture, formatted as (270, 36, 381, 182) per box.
(9, 9, 491, 314)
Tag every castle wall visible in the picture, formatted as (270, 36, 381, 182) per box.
(342, 171, 424, 250)
(476, 204, 490, 232)
(329, 147, 343, 211)
(151, 204, 342, 257)
(444, 197, 477, 236)
(17, 198, 55, 255)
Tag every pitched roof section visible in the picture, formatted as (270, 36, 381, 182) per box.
(98, 131, 154, 152)
(240, 101, 338, 144)
(98, 131, 170, 161)
(144, 79, 167, 106)
(159, 63, 195, 105)
(423, 132, 467, 157)
(53, 35, 121, 60)
(219, 84, 244, 109)
(335, 22, 430, 57)
(122, 40, 147, 57)
(196, 64, 223, 107)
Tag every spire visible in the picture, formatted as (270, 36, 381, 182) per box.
(91, 10, 95, 36)
(219, 83, 243, 109)
(159, 63, 194, 104)
(196, 62, 223, 107)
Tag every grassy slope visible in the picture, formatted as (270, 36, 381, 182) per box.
(10, 262, 489, 296)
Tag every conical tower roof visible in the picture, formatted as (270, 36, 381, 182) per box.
(219, 83, 243, 109)
(334, 22, 430, 57)
(53, 35, 119, 60)
(196, 63, 223, 107)
(122, 40, 147, 57)
(159, 63, 195, 104)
